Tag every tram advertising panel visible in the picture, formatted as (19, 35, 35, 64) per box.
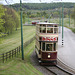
(42, 37, 58, 41)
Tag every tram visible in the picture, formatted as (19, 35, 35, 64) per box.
(35, 22, 58, 65)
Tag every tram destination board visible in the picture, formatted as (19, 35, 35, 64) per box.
(40, 37, 58, 42)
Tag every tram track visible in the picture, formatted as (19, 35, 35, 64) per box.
(43, 65, 74, 75)
(31, 51, 75, 75)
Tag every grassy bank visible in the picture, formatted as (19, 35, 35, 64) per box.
(0, 40, 43, 75)
(0, 26, 35, 54)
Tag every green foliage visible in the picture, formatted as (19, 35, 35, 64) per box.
(71, 5, 75, 18)
(0, 5, 6, 43)
(10, 3, 75, 10)
(71, 28, 75, 33)
(36, 12, 41, 17)
(0, 38, 3, 44)
(0, 5, 6, 32)
(0, 26, 35, 54)
(0, 41, 43, 75)
(11, 9, 20, 31)
(42, 11, 47, 16)
(2, 6, 20, 34)
(71, 5, 75, 26)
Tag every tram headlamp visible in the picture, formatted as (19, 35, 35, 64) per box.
(48, 55, 50, 58)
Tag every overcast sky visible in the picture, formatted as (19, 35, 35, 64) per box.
(0, 0, 75, 5)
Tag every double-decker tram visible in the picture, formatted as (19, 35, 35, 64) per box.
(35, 22, 58, 65)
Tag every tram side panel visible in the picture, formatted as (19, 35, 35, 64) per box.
(41, 51, 57, 62)
(35, 41, 58, 63)
(35, 36, 58, 63)
(35, 36, 41, 59)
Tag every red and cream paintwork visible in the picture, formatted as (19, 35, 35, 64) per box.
(39, 34, 58, 62)
(41, 52, 57, 61)
(35, 22, 58, 64)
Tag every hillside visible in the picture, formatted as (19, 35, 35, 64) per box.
(8, 3, 75, 11)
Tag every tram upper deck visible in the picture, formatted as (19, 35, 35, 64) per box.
(36, 22, 59, 37)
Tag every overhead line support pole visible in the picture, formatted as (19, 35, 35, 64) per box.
(69, 10, 70, 27)
(20, 0, 24, 60)
(62, 2, 64, 46)
(59, 10, 61, 33)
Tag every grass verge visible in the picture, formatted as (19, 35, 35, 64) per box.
(0, 26, 35, 54)
(0, 40, 43, 75)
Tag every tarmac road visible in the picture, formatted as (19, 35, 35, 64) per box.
(58, 27, 75, 70)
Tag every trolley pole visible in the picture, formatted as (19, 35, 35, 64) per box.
(20, 0, 24, 60)
(62, 2, 64, 46)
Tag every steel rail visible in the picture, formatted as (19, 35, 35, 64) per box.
(55, 65, 74, 75)
(44, 66, 57, 75)
(43, 65, 74, 75)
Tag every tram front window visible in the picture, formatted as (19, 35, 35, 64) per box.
(46, 44, 52, 51)
(42, 43, 45, 51)
(42, 43, 57, 51)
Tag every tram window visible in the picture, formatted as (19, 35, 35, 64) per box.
(47, 28, 53, 33)
(40, 27, 46, 33)
(46, 44, 52, 51)
(42, 43, 45, 51)
(54, 43, 56, 50)
(40, 28, 41, 33)
(39, 42, 41, 49)
(54, 25, 57, 27)
(54, 28, 58, 33)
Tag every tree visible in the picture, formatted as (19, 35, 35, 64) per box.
(3, 13, 15, 34)
(42, 11, 47, 16)
(0, 5, 6, 43)
(37, 12, 41, 17)
(10, 8, 20, 31)
(27, 12, 31, 16)
(0, 5, 5, 32)
(2, 6, 20, 34)
(71, 5, 75, 26)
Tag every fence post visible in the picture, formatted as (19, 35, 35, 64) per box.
(15, 49, 16, 57)
(17, 47, 18, 55)
(9, 51, 11, 59)
(12, 50, 13, 58)
(0, 36, 35, 63)
(6, 53, 7, 61)
(3, 53, 4, 63)
(19, 46, 20, 53)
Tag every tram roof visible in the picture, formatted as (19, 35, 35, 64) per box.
(37, 22, 58, 25)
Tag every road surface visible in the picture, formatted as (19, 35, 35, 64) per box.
(58, 27, 75, 70)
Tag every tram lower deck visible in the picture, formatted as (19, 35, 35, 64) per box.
(35, 41, 58, 65)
